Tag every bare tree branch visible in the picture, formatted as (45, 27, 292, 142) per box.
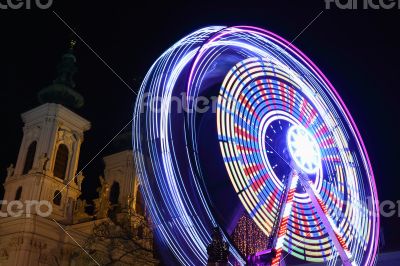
(80, 207, 158, 265)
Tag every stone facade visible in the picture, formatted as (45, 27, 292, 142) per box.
(0, 103, 157, 266)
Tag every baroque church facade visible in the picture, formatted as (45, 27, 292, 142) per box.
(0, 41, 157, 266)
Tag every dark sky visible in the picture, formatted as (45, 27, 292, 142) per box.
(1, 0, 399, 251)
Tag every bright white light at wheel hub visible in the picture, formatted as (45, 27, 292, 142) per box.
(287, 125, 321, 174)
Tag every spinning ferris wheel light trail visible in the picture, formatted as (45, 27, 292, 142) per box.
(133, 26, 380, 266)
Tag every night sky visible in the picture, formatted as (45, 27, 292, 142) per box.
(1, 0, 399, 252)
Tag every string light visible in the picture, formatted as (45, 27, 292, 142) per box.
(231, 214, 269, 257)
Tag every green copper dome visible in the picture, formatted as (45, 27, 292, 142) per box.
(38, 40, 84, 109)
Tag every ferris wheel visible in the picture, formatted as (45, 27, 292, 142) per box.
(133, 26, 380, 266)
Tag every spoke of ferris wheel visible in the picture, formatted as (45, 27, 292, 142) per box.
(297, 173, 356, 266)
(270, 170, 299, 266)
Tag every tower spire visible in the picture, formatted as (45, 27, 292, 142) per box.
(38, 38, 84, 109)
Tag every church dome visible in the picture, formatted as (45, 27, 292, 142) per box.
(38, 40, 84, 109)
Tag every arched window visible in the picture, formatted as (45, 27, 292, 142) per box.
(109, 181, 120, 205)
(15, 186, 22, 200)
(135, 187, 145, 216)
(54, 144, 69, 179)
(23, 141, 37, 174)
(53, 190, 62, 206)
(137, 225, 144, 239)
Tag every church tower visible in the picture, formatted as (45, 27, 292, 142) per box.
(100, 132, 145, 216)
(95, 131, 146, 218)
(0, 41, 91, 265)
(3, 40, 90, 223)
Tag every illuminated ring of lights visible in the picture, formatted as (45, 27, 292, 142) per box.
(133, 26, 379, 266)
(257, 110, 325, 197)
(287, 125, 322, 174)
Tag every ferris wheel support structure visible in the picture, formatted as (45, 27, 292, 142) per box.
(260, 169, 355, 266)
(297, 173, 355, 266)
(270, 170, 299, 266)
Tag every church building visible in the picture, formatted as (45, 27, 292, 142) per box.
(0, 41, 157, 266)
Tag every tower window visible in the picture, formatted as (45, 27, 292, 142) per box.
(137, 225, 144, 239)
(54, 144, 69, 179)
(15, 186, 22, 200)
(53, 190, 62, 206)
(23, 141, 37, 174)
(109, 181, 120, 205)
(135, 187, 145, 216)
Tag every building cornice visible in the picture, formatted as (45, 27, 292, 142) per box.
(21, 103, 91, 132)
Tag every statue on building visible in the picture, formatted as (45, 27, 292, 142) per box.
(207, 227, 230, 265)
(73, 198, 91, 223)
(6, 164, 14, 178)
(127, 194, 134, 215)
(94, 176, 111, 218)
(37, 153, 49, 173)
(76, 171, 85, 190)
(98, 176, 110, 199)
